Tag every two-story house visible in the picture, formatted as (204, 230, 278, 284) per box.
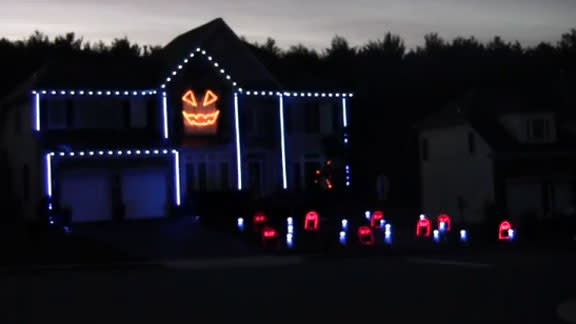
(0, 18, 353, 224)
(417, 90, 576, 225)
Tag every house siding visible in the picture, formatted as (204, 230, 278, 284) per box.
(420, 124, 494, 224)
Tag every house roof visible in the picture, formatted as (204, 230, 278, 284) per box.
(26, 18, 280, 92)
(416, 87, 576, 153)
(161, 18, 281, 90)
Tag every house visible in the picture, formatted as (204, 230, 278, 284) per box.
(416, 90, 576, 225)
(0, 18, 353, 224)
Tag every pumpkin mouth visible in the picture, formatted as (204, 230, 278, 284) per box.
(182, 110, 220, 127)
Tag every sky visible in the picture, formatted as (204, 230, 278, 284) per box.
(0, 0, 575, 49)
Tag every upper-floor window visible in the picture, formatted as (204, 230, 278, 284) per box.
(304, 102, 320, 133)
(44, 97, 150, 130)
(526, 118, 552, 142)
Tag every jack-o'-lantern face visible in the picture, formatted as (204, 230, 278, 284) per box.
(182, 89, 220, 134)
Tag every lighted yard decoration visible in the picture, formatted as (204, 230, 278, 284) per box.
(437, 214, 451, 232)
(498, 220, 515, 241)
(371, 210, 384, 229)
(304, 210, 319, 231)
(416, 214, 431, 238)
(182, 89, 221, 134)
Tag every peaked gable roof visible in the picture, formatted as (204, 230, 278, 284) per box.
(415, 88, 576, 152)
(24, 18, 279, 92)
(161, 18, 281, 90)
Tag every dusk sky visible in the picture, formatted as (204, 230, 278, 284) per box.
(1, 0, 575, 49)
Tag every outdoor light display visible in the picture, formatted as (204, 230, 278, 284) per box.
(384, 224, 392, 244)
(498, 221, 515, 241)
(339, 231, 347, 245)
(262, 226, 278, 248)
(358, 226, 375, 246)
(433, 229, 440, 243)
(237, 217, 245, 231)
(459, 229, 468, 242)
(416, 214, 431, 238)
(286, 217, 294, 248)
(304, 211, 319, 231)
(371, 210, 384, 229)
(437, 214, 451, 232)
(182, 89, 221, 134)
(314, 160, 335, 190)
(253, 212, 267, 232)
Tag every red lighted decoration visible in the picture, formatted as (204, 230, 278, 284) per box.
(371, 210, 384, 229)
(253, 212, 267, 232)
(437, 214, 451, 232)
(498, 221, 512, 241)
(358, 226, 375, 246)
(262, 226, 278, 247)
(262, 227, 277, 239)
(416, 217, 431, 238)
(304, 211, 319, 231)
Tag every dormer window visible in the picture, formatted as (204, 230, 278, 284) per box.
(526, 118, 552, 142)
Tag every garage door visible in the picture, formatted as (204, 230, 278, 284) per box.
(60, 171, 112, 223)
(122, 169, 168, 220)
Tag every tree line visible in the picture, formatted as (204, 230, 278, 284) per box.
(1, 29, 575, 205)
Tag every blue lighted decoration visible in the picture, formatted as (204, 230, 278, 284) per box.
(32, 90, 157, 96)
(172, 150, 181, 206)
(160, 47, 239, 91)
(45, 149, 181, 211)
(34, 93, 40, 132)
(365, 210, 371, 220)
(346, 165, 351, 187)
(233, 92, 243, 190)
(279, 95, 288, 189)
(237, 217, 245, 231)
(243, 91, 354, 98)
(162, 92, 169, 139)
(433, 229, 440, 243)
(439, 221, 446, 232)
(339, 231, 347, 245)
(341, 219, 349, 231)
(385, 224, 392, 244)
(459, 229, 468, 242)
(342, 97, 349, 128)
(286, 233, 294, 248)
(508, 229, 515, 241)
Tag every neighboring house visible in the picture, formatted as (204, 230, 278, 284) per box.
(0, 18, 353, 224)
(416, 91, 576, 225)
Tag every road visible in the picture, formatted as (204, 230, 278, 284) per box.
(0, 249, 575, 324)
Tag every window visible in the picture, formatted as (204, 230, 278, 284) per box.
(130, 98, 148, 128)
(527, 119, 551, 141)
(331, 104, 339, 133)
(285, 103, 293, 134)
(220, 162, 229, 190)
(65, 99, 74, 127)
(122, 100, 131, 128)
(304, 161, 321, 190)
(243, 108, 254, 134)
(421, 138, 429, 161)
(468, 132, 476, 155)
(198, 162, 207, 191)
(46, 99, 67, 129)
(305, 103, 320, 133)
